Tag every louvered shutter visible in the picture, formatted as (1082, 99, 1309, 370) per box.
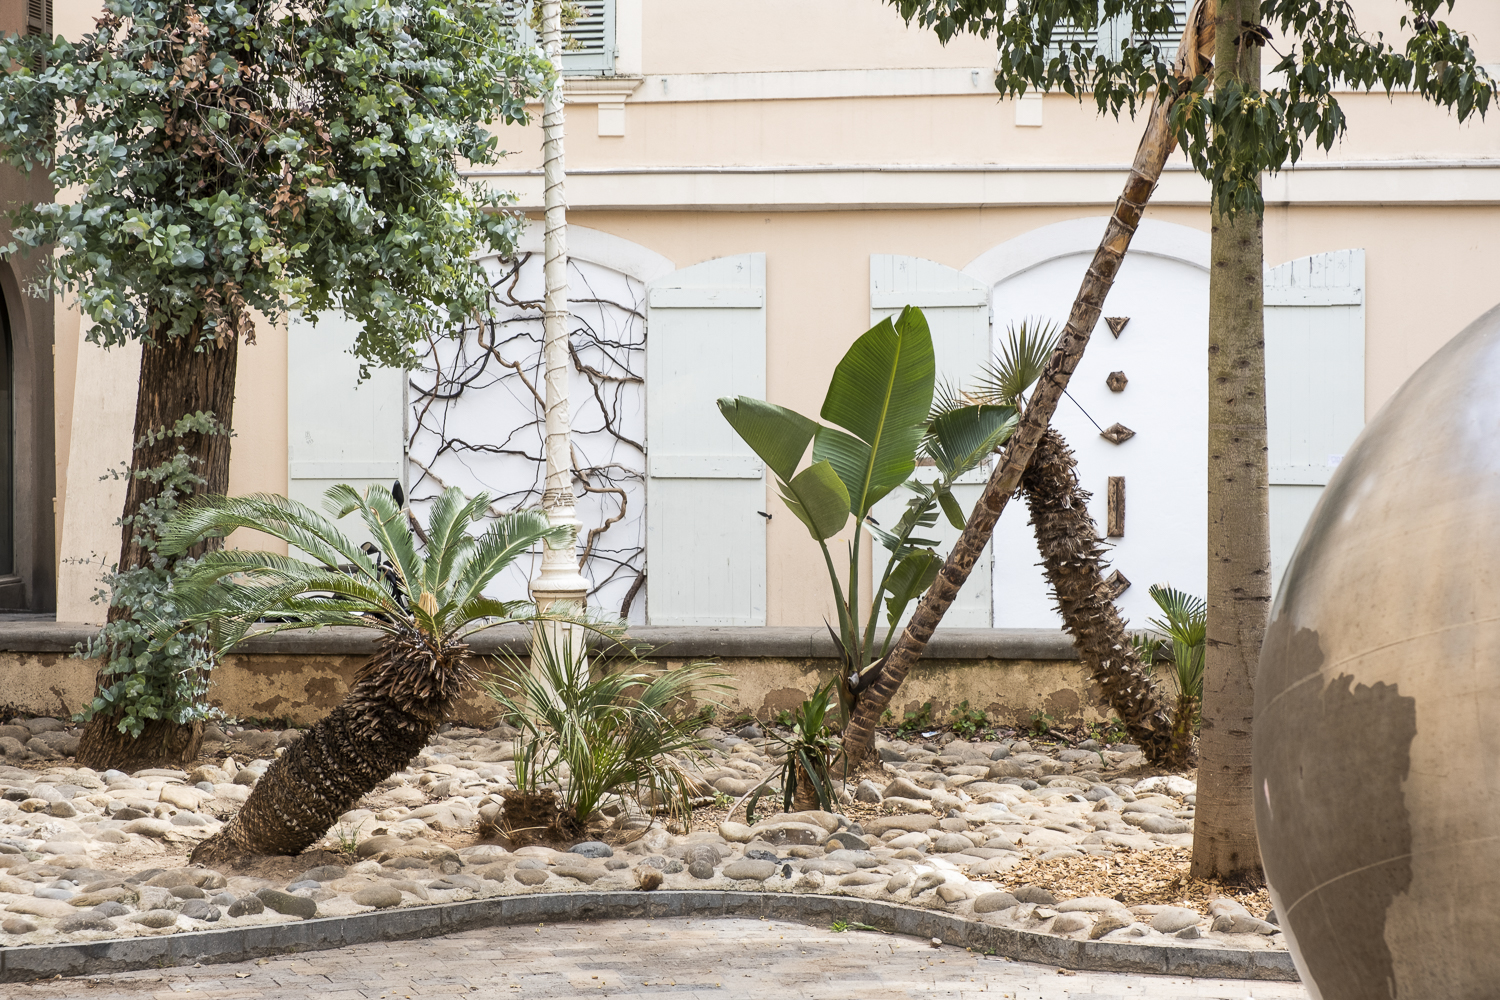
(1048, 1, 1186, 62)
(645, 254, 767, 626)
(867, 255, 993, 628)
(287, 313, 406, 548)
(26, 0, 51, 70)
(1265, 250, 1366, 596)
(523, 0, 616, 76)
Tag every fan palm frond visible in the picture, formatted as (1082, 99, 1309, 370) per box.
(973, 319, 1061, 406)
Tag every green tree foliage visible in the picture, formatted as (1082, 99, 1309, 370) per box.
(886, 0, 1494, 214)
(0, 0, 550, 368)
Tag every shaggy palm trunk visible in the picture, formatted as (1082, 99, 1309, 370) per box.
(1021, 430, 1187, 766)
(193, 630, 475, 862)
(1193, 0, 1268, 886)
(76, 330, 239, 772)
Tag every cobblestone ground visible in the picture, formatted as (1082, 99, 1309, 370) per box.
(8, 917, 1308, 999)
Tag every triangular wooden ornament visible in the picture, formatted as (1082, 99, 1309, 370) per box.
(1106, 316, 1130, 338)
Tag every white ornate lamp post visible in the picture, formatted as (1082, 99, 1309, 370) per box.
(531, 0, 591, 634)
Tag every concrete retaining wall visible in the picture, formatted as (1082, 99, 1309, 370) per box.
(0, 622, 1110, 729)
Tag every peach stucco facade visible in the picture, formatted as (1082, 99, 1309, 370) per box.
(47, 0, 1500, 627)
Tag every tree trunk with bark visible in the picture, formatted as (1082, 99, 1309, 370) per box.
(75, 331, 239, 772)
(1191, 0, 1268, 886)
(1021, 429, 1188, 766)
(841, 83, 1189, 766)
(194, 629, 475, 861)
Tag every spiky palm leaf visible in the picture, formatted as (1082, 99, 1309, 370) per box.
(972, 319, 1061, 407)
(483, 628, 729, 832)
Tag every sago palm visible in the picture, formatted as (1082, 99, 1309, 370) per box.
(153, 483, 618, 861)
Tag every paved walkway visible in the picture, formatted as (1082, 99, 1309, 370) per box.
(7, 917, 1308, 999)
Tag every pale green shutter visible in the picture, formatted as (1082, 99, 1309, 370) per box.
(645, 254, 767, 625)
(523, 0, 616, 76)
(1265, 249, 1366, 595)
(287, 313, 406, 547)
(867, 255, 993, 628)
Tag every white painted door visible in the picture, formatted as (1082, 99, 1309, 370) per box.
(986, 250, 1210, 628)
(287, 312, 406, 548)
(867, 254, 993, 628)
(645, 254, 767, 625)
(1265, 250, 1366, 596)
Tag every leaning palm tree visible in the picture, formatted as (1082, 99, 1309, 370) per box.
(839, 0, 1219, 763)
(152, 483, 620, 862)
(1021, 428, 1187, 766)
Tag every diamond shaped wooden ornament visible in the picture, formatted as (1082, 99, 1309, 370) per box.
(1106, 316, 1130, 338)
(1100, 422, 1136, 445)
(1103, 569, 1131, 599)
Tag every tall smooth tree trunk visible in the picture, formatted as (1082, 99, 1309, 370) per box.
(1192, 0, 1268, 885)
(75, 331, 239, 772)
(1021, 429, 1187, 766)
(194, 630, 473, 861)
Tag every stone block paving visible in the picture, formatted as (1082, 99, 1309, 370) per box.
(6, 916, 1309, 999)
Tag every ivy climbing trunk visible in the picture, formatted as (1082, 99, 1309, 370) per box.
(75, 330, 239, 772)
(1192, 0, 1268, 886)
(1020, 429, 1186, 766)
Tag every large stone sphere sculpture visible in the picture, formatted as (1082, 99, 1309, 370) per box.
(1256, 303, 1500, 999)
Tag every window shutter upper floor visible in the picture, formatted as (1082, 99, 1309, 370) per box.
(1048, 0, 1187, 63)
(523, 0, 616, 76)
(26, 0, 51, 36)
(645, 254, 767, 626)
(1265, 249, 1366, 595)
(868, 254, 993, 628)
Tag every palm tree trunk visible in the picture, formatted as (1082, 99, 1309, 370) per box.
(841, 77, 1192, 767)
(1020, 429, 1187, 766)
(76, 329, 239, 772)
(193, 629, 475, 861)
(1192, 0, 1268, 886)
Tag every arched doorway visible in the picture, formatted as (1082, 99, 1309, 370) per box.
(965, 218, 1212, 629)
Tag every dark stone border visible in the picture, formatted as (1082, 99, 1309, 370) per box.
(0, 890, 1298, 983)
(0, 620, 1082, 660)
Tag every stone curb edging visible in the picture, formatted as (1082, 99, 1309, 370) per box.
(0, 890, 1298, 984)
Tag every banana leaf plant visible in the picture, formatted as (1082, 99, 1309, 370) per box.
(718, 308, 1047, 723)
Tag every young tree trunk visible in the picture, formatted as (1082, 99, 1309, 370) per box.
(1020, 429, 1187, 766)
(194, 629, 475, 861)
(75, 331, 239, 772)
(840, 89, 1185, 765)
(1191, 0, 1268, 885)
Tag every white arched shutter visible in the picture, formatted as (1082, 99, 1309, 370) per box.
(287, 312, 406, 547)
(1265, 249, 1366, 595)
(645, 253, 767, 625)
(868, 254, 993, 628)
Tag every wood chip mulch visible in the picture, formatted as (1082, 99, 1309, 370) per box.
(976, 847, 1272, 917)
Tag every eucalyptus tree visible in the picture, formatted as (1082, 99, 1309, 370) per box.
(0, 0, 549, 768)
(846, 0, 1494, 881)
(155, 484, 618, 861)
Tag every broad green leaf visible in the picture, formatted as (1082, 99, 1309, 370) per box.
(717, 396, 818, 482)
(925, 403, 1018, 481)
(778, 460, 850, 541)
(884, 548, 942, 629)
(814, 307, 935, 517)
(936, 486, 967, 531)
